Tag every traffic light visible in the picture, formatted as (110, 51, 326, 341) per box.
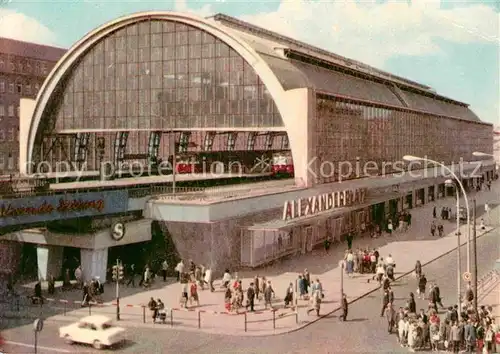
(112, 265, 118, 281)
(118, 265, 124, 281)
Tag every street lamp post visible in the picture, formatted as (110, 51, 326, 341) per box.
(339, 260, 344, 304)
(403, 155, 471, 273)
(446, 179, 462, 320)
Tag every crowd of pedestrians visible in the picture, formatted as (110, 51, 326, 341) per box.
(377, 260, 500, 353)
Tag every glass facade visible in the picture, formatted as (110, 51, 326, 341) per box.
(54, 20, 283, 131)
(33, 19, 286, 170)
(315, 97, 492, 184)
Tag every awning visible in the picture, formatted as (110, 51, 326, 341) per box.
(247, 191, 404, 231)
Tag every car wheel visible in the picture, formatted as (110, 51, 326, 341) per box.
(63, 335, 73, 344)
(93, 340, 103, 350)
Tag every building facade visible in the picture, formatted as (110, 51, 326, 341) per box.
(0, 37, 66, 174)
(494, 128, 500, 166)
(0, 38, 66, 277)
(8, 12, 495, 277)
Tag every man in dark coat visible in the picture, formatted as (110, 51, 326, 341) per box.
(346, 233, 354, 250)
(432, 283, 444, 308)
(81, 282, 90, 306)
(386, 304, 396, 333)
(341, 293, 348, 321)
(246, 282, 256, 312)
(33, 281, 43, 304)
(381, 289, 390, 317)
(388, 286, 395, 304)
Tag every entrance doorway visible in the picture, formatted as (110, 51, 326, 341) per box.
(62, 247, 81, 281)
(405, 194, 413, 209)
(428, 186, 435, 202)
(371, 202, 385, 226)
(417, 188, 425, 206)
(19, 243, 37, 280)
(302, 226, 314, 254)
(389, 199, 398, 218)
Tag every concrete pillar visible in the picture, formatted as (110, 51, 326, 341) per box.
(424, 187, 429, 204)
(36, 245, 63, 281)
(80, 248, 108, 283)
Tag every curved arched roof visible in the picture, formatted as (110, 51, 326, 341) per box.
(212, 15, 483, 123)
(26, 11, 293, 170)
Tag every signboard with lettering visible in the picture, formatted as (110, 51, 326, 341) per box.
(0, 190, 129, 228)
(282, 188, 367, 221)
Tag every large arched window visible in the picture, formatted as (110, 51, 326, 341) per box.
(54, 19, 284, 131)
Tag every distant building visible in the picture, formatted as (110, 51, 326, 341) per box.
(0, 38, 66, 275)
(0, 37, 66, 174)
(494, 127, 500, 167)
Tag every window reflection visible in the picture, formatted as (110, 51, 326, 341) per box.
(54, 19, 284, 133)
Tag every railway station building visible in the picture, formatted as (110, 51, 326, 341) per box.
(1, 11, 494, 280)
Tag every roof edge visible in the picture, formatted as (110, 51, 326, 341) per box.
(210, 13, 470, 108)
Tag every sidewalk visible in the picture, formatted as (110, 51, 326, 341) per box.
(6, 182, 500, 336)
(477, 271, 500, 320)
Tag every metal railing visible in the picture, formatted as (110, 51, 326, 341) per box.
(0, 176, 295, 201)
(477, 269, 500, 303)
(0, 295, 298, 333)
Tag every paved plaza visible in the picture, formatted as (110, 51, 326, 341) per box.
(2, 225, 499, 354)
(2, 181, 499, 337)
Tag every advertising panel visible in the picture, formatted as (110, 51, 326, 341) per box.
(0, 190, 129, 227)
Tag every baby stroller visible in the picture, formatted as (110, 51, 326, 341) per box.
(155, 309, 167, 324)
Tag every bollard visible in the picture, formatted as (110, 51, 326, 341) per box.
(15, 297, 20, 312)
(142, 306, 146, 323)
(198, 311, 201, 329)
(88, 303, 92, 315)
(295, 310, 299, 324)
(244, 311, 247, 332)
(170, 309, 173, 327)
(63, 302, 66, 316)
(273, 309, 276, 329)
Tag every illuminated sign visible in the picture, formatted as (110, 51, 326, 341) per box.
(282, 188, 367, 221)
(0, 190, 129, 228)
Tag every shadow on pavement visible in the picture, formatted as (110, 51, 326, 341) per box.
(346, 318, 368, 322)
(0, 278, 177, 331)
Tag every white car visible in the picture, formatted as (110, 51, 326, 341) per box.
(59, 315, 126, 350)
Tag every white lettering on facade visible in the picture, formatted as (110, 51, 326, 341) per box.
(282, 188, 367, 221)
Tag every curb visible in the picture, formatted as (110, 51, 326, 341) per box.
(279, 225, 497, 337)
(2, 228, 496, 337)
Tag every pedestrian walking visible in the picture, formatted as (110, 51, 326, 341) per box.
(307, 288, 321, 317)
(381, 289, 390, 317)
(414, 260, 422, 279)
(189, 280, 200, 306)
(346, 232, 354, 250)
(175, 260, 184, 282)
(284, 282, 294, 307)
(418, 274, 427, 299)
(263, 280, 274, 309)
(386, 303, 396, 333)
(246, 282, 255, 312)
(161, 260, 168, 282)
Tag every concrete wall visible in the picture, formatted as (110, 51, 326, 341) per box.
(163, 208, 281, 274)
(19, 98, 36, 176)
(281, 88, 316, 187)
(0, 240, 22, 275)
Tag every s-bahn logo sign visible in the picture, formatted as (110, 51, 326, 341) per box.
(111, 222, 126, 241)
(282, 188, 367, 221)
(0, 191, 129, 227)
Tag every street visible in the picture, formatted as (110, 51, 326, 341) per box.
(1, 226, 498, 354)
